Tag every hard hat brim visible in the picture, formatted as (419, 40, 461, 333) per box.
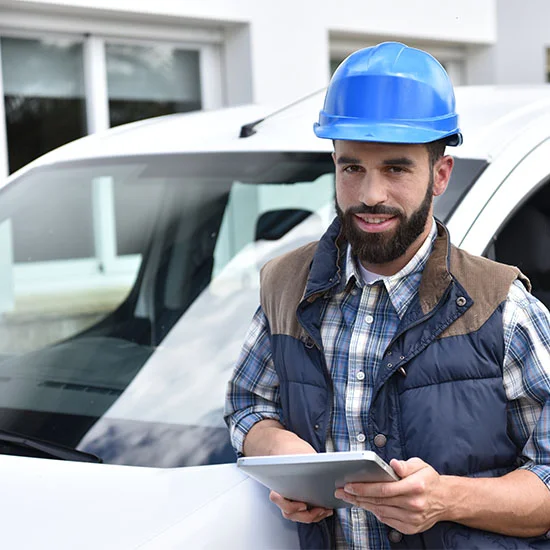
(313, 121, 462, 146)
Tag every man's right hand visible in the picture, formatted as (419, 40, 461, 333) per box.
(269, 491, 334, 523)
(243, 419, 334, 522)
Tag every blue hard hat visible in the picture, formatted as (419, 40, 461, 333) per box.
(314, 42, 462, 146)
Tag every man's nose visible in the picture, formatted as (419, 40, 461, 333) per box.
(359, 173, 388, 206)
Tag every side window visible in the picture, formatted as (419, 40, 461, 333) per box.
(489, 179, 550, 309)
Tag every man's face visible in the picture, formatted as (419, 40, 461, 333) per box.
(333, 140, 450, 267)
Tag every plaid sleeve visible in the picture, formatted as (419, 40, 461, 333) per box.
(224, 305, 282, 456)
(502, 280, 550, 489)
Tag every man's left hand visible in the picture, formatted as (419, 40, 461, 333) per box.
(334, 457, 448, 535)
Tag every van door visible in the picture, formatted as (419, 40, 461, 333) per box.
(457, 139, 550, 309)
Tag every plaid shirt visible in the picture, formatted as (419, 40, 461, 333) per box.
(225, 219, 550, 549)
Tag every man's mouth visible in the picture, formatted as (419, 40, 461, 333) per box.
(354, 214, 398, 233)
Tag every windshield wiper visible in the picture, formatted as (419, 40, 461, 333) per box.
(0, 428, 102, 463)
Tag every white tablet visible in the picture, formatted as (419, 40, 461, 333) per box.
(237, 451, 399, 509)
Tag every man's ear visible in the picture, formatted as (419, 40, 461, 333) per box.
(432, 155, 454, 197)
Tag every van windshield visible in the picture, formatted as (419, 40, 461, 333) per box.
(0, 152, 484, 467)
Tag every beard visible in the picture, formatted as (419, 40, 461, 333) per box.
(336, 175, 434, 265)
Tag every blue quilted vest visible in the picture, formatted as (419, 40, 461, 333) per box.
(260, 218, 549, 549)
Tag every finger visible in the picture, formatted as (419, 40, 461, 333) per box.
(390, 458, 427, 478)
(269, 492, 334, 523)
(335, 488, 356, 506)
(269, 491, 308, 514)
(284, 507, 334, 524)
(349, 501, 420, 532)
(367, 504, 411, 523)
(335, 489, 421, 514)
(341, 479, 414, 499)
(345, 498, 430, 535)
(371, 515, 421, 536)
(350, 495, 415, 509)
(334, 491, 406, 523)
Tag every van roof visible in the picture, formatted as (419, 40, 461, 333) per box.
(13, 85, 550, 174)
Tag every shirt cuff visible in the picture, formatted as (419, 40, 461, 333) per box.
(518, 463, 550, 540)
(229, 409, 282, 456)
(519, 462, 550, 491)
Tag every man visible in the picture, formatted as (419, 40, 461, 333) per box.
(225, 42, 550, 549)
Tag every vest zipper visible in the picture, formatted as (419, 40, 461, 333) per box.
(323, 363, 334, 453)
(300, 325, 334, 453)
(384, 282, 453, 357)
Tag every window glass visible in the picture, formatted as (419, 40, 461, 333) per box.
(330, 57, 343, 75)
(0, 152, 334, 467)
(433, 158, 488, 222)
(491, 178, 550, 309)
(106, 44, 201, 127)
(1, 37, 86, 173)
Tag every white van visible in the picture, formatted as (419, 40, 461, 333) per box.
(0, 86, 550, 548)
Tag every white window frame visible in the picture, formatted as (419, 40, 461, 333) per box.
(0, 12, 226, 177)
(0, 40, 8, 182)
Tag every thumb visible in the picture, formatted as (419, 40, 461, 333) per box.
(390, 457, 427, 478)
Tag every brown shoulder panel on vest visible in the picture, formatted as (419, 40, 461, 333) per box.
(260, 242, 319, 338)
(439, 246, 531, 339)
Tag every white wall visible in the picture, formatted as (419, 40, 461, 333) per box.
(2, 0, 498, 107)
(493, 0, 548, 84)
(465, 0, 550, 86)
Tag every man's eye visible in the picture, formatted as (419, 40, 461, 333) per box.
(344, 165, 361, 173)
(387, 166, 406, 174)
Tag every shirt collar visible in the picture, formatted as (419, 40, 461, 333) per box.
(345, 218, 438, 318)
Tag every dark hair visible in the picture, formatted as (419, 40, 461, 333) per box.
(425, 139, 448, 168)
(332, 137, 449, 168)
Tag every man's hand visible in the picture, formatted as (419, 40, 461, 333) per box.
(243, 420, 334, 523)
(334, 457, 447, 535)
(269, 492, 333, 524)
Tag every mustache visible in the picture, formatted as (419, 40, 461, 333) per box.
(344, 204, 403, 217)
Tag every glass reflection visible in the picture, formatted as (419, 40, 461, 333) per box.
(1, 37, 86, 173)
(106, 44, 201, 127)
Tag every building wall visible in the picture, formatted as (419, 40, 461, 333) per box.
(465, 0, 550, 86)
(0, 0, 498, 178)
(4, 0, 497, 106)
(493, 0, 548, 84)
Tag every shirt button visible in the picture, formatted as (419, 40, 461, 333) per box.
(365, 315, 374, 324)
(351, 288, 359, 296)
(356, 371, 365, 381)
(374, 434, 387, 448)
(356, 433, 366, 443)
(388, 529, 403, 543)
